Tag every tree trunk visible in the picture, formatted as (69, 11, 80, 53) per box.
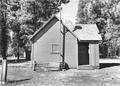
(0, 0, 8, 84)
(17, 29, 20, 62)
(25, 50, 31, 61)
(1, 59, 7, 84)
(118, 48, 120, 57)
(17, 45, 19, 61)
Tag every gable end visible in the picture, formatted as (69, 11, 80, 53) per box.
(31, 16, 59, 43)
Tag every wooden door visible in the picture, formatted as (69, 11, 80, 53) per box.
(78, 42, 89, 65)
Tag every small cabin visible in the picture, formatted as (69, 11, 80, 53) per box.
(30, 0, 102, 70)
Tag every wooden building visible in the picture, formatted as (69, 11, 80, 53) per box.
(30, 0, 102, 70)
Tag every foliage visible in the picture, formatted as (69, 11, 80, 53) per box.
(7, 0, 33, 60)
(26, 0, 70, 31)
(6, 0, 69, 60)
(77, 0, 120, 58)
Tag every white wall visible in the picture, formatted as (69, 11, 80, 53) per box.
(65, 32, 78, 68)
(32, 21, 63, 64)
(89, 44, 99, 67)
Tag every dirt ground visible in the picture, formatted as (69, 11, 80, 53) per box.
(1, 59, 120, 86)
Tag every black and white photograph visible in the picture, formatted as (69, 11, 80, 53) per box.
(0, 0, 120, 86)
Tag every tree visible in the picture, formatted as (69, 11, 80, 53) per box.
(26, 0, 70, 62)
(8, 0, 33, 61)
(8, 0, 69, 61)
(27, 0, 70, 31)
(0, 0, 9, 84)
(77, 0, 120, 58)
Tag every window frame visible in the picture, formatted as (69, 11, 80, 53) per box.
(51, 43, 60, 54)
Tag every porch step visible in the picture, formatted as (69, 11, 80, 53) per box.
(35, 62, 60, 72)
(78, 65, 99, 70)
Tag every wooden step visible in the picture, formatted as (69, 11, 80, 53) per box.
(78, 65, 99, 70)
(34, 62, 60, 71)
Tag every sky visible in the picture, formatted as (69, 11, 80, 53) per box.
(56, 0, 79, 24)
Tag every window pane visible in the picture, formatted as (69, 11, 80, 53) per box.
(51, 44, 59, 54)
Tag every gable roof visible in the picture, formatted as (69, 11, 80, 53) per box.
(31, 0, 80, 42)
(64, 21, 102, 41)
(30, 0, 102, 43)
(30, 16, 59, 42)
(31, 16, 102, 43)
(74, 24, 102, 41)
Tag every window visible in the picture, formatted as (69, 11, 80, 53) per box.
(51, 44, 59, 54)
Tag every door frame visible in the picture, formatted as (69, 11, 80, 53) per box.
(78, 42, 89, 66)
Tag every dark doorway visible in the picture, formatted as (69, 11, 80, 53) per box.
(78, 42, 89, 65)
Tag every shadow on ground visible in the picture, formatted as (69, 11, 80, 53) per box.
(100, 63, 120, 69)
(0, 59, 30, 65)
(7, 79, 30, 83)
